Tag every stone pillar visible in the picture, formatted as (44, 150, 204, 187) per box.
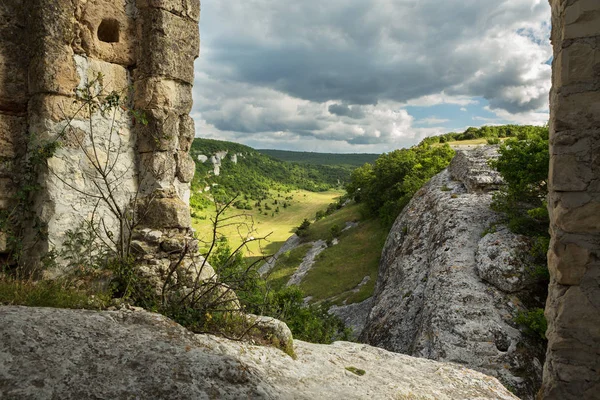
(134, 0, 199, 229)
(543, 0, 600, 398)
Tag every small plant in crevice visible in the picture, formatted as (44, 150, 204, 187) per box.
(515, 308, 547, 340)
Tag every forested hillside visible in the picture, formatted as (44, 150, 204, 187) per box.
(346, 124, 549, 224)
(189, 139, 352, 211)
(258, 149, 379, 167)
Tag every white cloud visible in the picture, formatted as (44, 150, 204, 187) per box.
(193, 0, 551, 151)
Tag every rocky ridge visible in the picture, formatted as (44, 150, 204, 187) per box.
(0, 306, 518, 400)
(361, 146, 545, 399)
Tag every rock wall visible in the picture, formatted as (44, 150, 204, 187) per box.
(0, 0, 200, 273)
(542, 0, 600, 398)
(0, 305, 519, 400)
(361, 147, 545, 399)
(0, 0, 30, 256)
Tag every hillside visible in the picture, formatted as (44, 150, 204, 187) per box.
(257, 149, 379, 167)
(189, 139, 352, 210)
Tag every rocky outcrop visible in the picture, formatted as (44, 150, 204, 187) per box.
(0, 306, 518, 400)
(448, 147, 503, 192)
(286, 240, 327, 287)
(329, 297, 374, 340)
(361, 147, 544, 399)
(542, 1, 600, 398)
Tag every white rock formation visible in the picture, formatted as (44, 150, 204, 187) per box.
(259, 234, 301, 276)
(286, 240, 327, 286)
(0, 306, 518, 400)
(207, 150, 228, 176)
(361, 147, 544, 399)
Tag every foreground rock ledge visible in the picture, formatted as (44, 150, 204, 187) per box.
(0, 306, 516, 399)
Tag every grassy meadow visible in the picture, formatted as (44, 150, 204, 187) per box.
(192, 189, 344, 258)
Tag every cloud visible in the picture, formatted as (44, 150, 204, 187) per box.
(328, 103, 366, 119)
(193, 0, 551, 151)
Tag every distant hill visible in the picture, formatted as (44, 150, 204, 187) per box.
(257, 149, 380, 167)
(189, 138, 356, 210)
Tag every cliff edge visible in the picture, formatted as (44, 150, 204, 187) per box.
(361, 147, 545, 399)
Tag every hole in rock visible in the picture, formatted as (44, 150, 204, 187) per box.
(97, 19, 120, 43)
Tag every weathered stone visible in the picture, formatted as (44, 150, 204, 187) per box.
(176, 151, 196, 183)
(160, 238, 186, 253)
(74, 56, 131, 100)
(543, 1, 600, 397)
(448, 147, 503, 192)
(137, 0, 201, 21)
(138, 8, 199, 84)
(245, 314, 295, 357)
(76, 0, 137, 66)
(563, 0, 600, 39)
(146, 230, 163, 243)
(0, 306, 519, 400)
(549, 153, 593, 191)
(137, 109, 180, 152)
(552, 199, 600, 233)
(328, 297, 374, 340)
(179, 115, 195, 152)
(0, 0, 29, 112)
(0, 114, 25, 158)
(553, 91, 600, 132)
(557, 41, 600, 86)
(476, 228, 537, 293)
(139, 151, 177, 188)
(28, 46, 79, 97)
(548, 241, 591, 285)
(28, 94, 91, 124)
(134, 78, 193, 114)
(131, 240, 154, 256)
(142, 197, 191, 229)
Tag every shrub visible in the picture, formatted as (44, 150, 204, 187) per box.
(296, 218, 311, 237)
(515, 308, 547, 340)
(330, 224, 342, 238)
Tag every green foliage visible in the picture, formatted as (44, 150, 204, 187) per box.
(345, 366, 366, 376)
(206, 237, 349, 344)
(515, 308, 547, 340)
(258, 149, 379, 167)
(489, 128, 550, 281)
(0, 276, 111, 309)
(267, 286, 350, 343)
(329, 224, 342, 238)
(296, 218, 311, 237)
(346, 144, 455, 225)
(190, 139, 351, 207)
(418, 124, 547, 146)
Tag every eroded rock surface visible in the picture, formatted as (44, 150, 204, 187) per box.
(0, 306, 518, 400)
(361, 147, 544, 399)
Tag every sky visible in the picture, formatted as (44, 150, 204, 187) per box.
(191, 0, 552, 154)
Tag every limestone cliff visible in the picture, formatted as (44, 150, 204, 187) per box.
(361, 147, 545, 399)
(0, 306, 518, 400)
